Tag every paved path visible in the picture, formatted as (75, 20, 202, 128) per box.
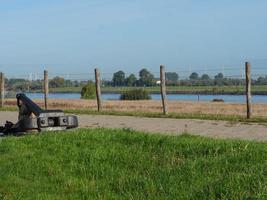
(1, 111, 267, 141)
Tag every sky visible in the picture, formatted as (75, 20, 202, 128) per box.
(0, 0, 267, 78)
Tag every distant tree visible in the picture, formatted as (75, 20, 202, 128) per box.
(256, 76, 267, 85)
(64, 80, 73, 87)
(139, 68, 155, 86)
(189, 72, 199, 80)
(125, 74, 137, 86)
(73, 80, 80, 87)
(166, 72, 179, 82)
(81, 81, 96, 99)
(50, 76, 65, 88)
(6, 78, 28, 91)
(201, 74, 210, 80)
(215, 73, 224, 80)
(102, 80, 113, 87)
(214, 73, 224, 86)
(199, 74, 212, 86)
(30, 80, 43, 90)
(7, 78, 26, 85)
(112, 70, 125, 86)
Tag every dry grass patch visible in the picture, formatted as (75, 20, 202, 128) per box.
(4, 99, 267, 117)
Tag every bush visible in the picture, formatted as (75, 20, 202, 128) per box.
(81, 81, 96, 99)
(120, 88, 151, 100)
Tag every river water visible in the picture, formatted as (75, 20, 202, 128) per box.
(23, 92, 267, 103)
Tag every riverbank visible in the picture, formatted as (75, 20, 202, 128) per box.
(6, 92, 267, 103)
(3, 99, 267, 118)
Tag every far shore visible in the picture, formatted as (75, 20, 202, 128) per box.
(24, 90, 267, 95)
(8, 85, 267, 95)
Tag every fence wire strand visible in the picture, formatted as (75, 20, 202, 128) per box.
(1, 65, 267, 104)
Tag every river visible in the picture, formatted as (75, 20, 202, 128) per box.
(22, 92, 267, 103)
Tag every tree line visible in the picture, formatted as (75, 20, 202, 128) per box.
(4, 68, 267, 92)
(5, 77, 85, 91)
(110, 69, 155, 87)
(109, 69, 264, 87)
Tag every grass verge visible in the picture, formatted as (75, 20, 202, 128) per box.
(0, 128, 266, 199)
(1, 105, 267, 124)
(64, 109, 267, 124)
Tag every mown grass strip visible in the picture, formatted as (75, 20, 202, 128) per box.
(1, 105, 267, 124)
(0, 106, 17, 112)
(0, 128, 266, 199)
(64, 109, 267, 124)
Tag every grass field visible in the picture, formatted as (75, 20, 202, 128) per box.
(0, 100, 267, 124)
(4, 95, 267, 122)
(0, 129, 266, 199)
(38, 85, 267, 95)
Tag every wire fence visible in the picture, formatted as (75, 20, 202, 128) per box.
(1, 63, 267, 117)
(1, 66, 267, 97)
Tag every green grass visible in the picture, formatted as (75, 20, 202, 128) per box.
(0, 106, 17, 112)
(1, 105, 267, 124)
(64, 109, 267, 124)
(0, 128, 266, 199)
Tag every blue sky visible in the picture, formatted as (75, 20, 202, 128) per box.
(0, 0, 267, 78)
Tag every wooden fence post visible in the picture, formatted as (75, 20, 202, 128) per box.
(160, 65, 168, 115)
(0, 72, 4, 108)
(44, 70, 49, 110)
(95, 68, 102, 112)
(245, 62, 252, 119)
